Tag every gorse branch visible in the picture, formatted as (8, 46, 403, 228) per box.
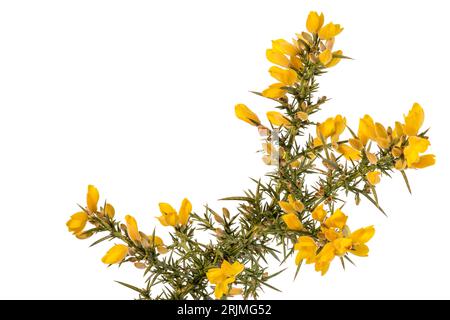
(66, 11, 435, 300)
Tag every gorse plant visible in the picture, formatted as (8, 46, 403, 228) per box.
(66, 11, 435, 300)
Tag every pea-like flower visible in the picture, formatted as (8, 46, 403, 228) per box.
(125, 215, 141, 243)
(66, 212, 88, 234)
(206, 260, 244, 299)
(87, 185, 99, 213)
(294, 236, 317, 264)
(306, 11, 324, 34)
(268, 66, 298, 85)
(235, 104, 261, 126)
(262, 83, 287, 99)
(366, 171, 381, 185)
(314, 115, 346, 146)
(318, 22, 344, 40)
(267, 111, 291, 128)
(101, 244, 129, 265)
(157, 198, 192, 227)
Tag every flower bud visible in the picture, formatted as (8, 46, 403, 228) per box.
(213, 213, 224, 224)
(296, 111, 309, 121)
(301, 32, 313, 44)
(366, 151, 378, 165)
(222, 208, 230, 219)
(215, 228, 225, 237)
(134, 262, 146, 269)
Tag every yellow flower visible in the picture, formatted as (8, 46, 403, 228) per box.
(262, 83, 287, 99)
(404, 103, 424, 136)
(235, 104, 261, 126)
(104, 203, 115, 218)
(395, 159, 407, 170)
(125, 215, 141, 242)
(410, 154, 436, 169)
(206, 260, 244, 299)
(66, 212, 88, 234)
(306, 11, 324, 33)
(349, 138, 364, 151)
(318, 22, 344, 40)
(289, 54, 302, 70)
(319, 49, 333, 65)
(393, 121, 405, 140)
(294, 236, 317, 264)
(357, 116, 393, 149)
(87, 185, 99, 213)
(311, 204, 327, 222)
(366, 171, 381, 185)
(281, 213, 303, 231)
(157, 198, 192, 227)
(326, 50, 343, 68)
(271, 39, 298, 56)
(158, 203, 178, 227)
(349, 226, 375, 257)
(322, 226, 342, 242)
(266, 49, 290, 67)
(316, 115, 346, 144)
(314, 242, 336, 275)
(267, 111, 291, 127)
(324, 208, 347, 229)
(269, 66, 298, 85)
(358, 115, 376, 145)
(403, 136, 431, 167)
(374, 122, 390, 149)
(101, 244, 128, 264)
(279, 194, 304, 214)
(336, 143, 362, 161)
(333, 237, 353, 256)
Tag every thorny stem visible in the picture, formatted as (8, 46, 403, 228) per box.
(72, 23, 432, 300)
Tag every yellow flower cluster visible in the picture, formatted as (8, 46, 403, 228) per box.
(310, 102, 435, 176)
(357, 103, 435, 170)
(294, 206, 375, 275)
(67, 185, 176, 264)
(68, 11, 435, 300)
(235, 12, 347, 166)
(279, 195, 305, 231)
(67, 186, 246, 299)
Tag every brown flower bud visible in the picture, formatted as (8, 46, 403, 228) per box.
(257, 125, 270, 137)
(326, 38, 335, 51)
(222, 208, 230, 219)
(157, 246, 169, 254)
(301, 32, 313, 44)
(309, 53, 319, 63)
(140, 232, 150, 248)
(355, 193, 361, 205)
(213, 213, 224, 224)
(215, 228, 224, 237)
(134, 262, 146, 269)
(300, 102, 308, 111)
(229, 287, 243, 296)
(319, 41, 326, 51)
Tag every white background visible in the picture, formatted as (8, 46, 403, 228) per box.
(0, 0, 448, 299)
